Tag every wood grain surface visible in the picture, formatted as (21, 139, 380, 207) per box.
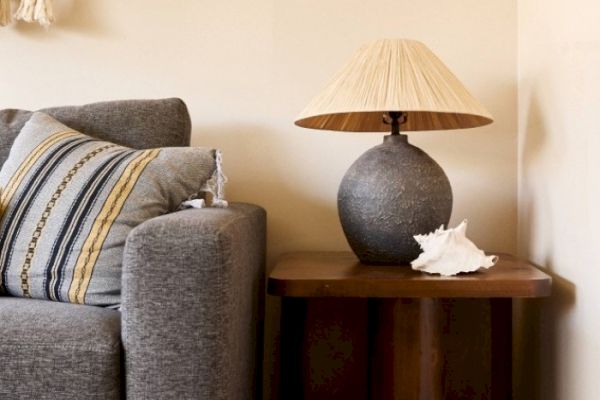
(268, 252, 551, 298)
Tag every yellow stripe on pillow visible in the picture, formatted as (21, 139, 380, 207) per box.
(68, 148, 161, 304)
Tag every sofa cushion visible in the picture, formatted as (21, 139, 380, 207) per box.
(0, 97, 192, 168)
(0, 112, 219, 306)
(0, 297, 121, 399)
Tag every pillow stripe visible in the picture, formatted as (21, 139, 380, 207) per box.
(19, 144, 117, 298)
(68, 148, 161, 304)
(0, 137, 94, 293)
(0, 131, 78, 209)
(46, 149, 135, 301)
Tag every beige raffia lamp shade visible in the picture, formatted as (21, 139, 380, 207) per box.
(295, 39, 493, 132)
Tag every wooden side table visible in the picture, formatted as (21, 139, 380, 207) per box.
(268, 252, 551, 400)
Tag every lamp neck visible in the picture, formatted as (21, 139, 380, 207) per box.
(389, 111, 402, 135)
(386, 111, 408, 136)
(386, 111, 408, 142)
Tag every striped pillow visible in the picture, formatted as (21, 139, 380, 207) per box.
(0, 112, 221, 307)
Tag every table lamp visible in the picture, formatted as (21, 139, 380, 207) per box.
(295, 39, 493, 265)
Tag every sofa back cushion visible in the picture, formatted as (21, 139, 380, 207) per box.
(0, 112, 216, 307)
(0, 98, 192, 168)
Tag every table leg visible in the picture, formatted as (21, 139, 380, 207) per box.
(279, 297, 306, 400)
(491, 298, 513, 400)
(369, 298, 442, 400)
(439, 298, 513, 400)
(370, 298, 513, 400)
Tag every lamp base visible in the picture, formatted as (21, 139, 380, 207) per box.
(338, 134, 452, 265)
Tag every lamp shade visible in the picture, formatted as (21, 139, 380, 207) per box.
(295, 39, 493, 132)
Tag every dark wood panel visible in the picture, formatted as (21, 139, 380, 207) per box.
(370, 298, 421, 400)
(279, 298, 369, 400)
(438, 299, 496, 400)
(279, 297, 306, 400)
(420, 298, 443, 400)
(302, 298, 369, 400)
(491, 298, 513, 400)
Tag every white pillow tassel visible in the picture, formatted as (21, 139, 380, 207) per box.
(199, 150, 229, 208)
(0, 0, 12, 26)
(210, 150, 229, 208)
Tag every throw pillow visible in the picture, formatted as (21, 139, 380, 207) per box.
(0, 112, 223, 307)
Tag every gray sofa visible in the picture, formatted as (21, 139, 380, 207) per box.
(0, 99, 266, 399)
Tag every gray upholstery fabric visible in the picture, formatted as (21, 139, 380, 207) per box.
(0, 98, 191, 168)
(0, 297, 121, 399)
(0, 98, 266, 399)
(122, 203, 266, 400)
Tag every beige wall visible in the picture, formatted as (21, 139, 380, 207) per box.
(0, 0, 518, 259)
(518, 0, 600, 398)
(0, 1, 518, 397)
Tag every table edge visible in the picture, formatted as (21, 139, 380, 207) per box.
(268, 251, 553, 298)
(267, 276, 552, 298)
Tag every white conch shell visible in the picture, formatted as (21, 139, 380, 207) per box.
(411, 220, 498, 276)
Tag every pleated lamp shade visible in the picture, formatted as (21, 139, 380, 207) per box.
(295, 39, 493, 132)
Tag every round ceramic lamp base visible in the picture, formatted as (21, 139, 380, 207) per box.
(338, 134, 452, 265)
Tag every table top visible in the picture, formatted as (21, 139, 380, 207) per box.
(268, 252, 552, 298)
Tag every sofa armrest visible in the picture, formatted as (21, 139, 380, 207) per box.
(122, 203, 266, 400)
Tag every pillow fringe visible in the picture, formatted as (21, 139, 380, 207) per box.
(210, 150, 229, 208)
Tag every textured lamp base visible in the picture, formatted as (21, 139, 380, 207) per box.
(338, 134, 452, 265)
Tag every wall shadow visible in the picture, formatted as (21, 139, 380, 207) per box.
(513, 263, 576, 400)
(515, 91, 575, 400)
